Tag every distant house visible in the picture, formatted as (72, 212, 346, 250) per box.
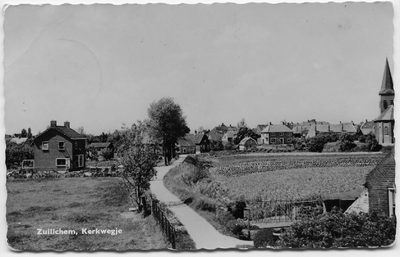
(291, 125, 310, 138)
(239, 137, 257, 151)
(32, 120, 86, 171)
(306, 122, 357, 138)
(88, 142, 114, 160)
(10, 137, 28, 145)
(207, 128, 224, 150)
(5, 134, 13, 143)
(260, 124, 293, 145)
(359, 120, 375, 135)
(186, 133, 210, 153)
(176, 136, 196, 154)
(222, 130, 236, 144)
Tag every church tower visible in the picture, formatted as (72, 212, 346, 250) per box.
(379, 58, 394, 113)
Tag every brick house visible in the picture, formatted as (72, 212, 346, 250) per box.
(364, 149, 396, 217)
(32, 120, 86, 171)
(260, 124, 293, 144)
(188, 133, 211, 153)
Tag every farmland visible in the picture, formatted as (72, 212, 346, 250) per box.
(208, 153, 383, 202)
(6, 177, 169, 250)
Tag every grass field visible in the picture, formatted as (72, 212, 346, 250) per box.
(6, 177, 169, 251)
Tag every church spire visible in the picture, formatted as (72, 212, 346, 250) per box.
(379, 58, 394, 95)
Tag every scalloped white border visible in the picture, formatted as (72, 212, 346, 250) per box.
(0, 1, 398, 257)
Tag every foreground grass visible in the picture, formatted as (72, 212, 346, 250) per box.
(6, 177, 169, 251)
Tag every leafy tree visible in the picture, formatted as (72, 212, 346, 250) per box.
(100, 147, 114, 160)
(20, 128, 28, 138)
(147, 97, 190, 165)
(76, 126, 85, 135)
(86, 144, 99, 161)
(237, 118, 247, 129)
(339, 133, 357, 152)
(276, 208, 396, 248)
(117, 121, 159, 213)
(6, 141, 34, 169)
(27, 128, 33, 139)
(306, 132, 339, 152)
(233, 126, 260, 145)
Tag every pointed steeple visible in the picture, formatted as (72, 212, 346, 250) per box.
(379, 58, 394, 95)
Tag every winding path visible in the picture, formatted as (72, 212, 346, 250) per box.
(150, 155, 253, 250)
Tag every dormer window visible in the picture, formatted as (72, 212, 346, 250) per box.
(42, 141, 49, 151)
(58, 141, 65, 151)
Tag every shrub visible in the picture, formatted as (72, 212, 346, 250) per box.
(276, 209, 396, 248)
(226, 220, 245, 236)
(254, 228, 276, 248)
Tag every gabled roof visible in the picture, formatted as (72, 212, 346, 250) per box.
(177, 137, 195, 147)
(329, 124, 343, 133)
(374, 105, 394, 121)
(239, 137, 257, 145)
(185, 133, 207, 145)
(34, 125, 86, 143)
(223, 130, 236, 138)
(365, 149, 395, 188)
(342, 122, 357, 133)
(379, 58, 394, 95)
(208, 129, 223, 141)
(261, 124, 292, 133)
(89, 142, 111, 148)
(10, 137, 28, 144)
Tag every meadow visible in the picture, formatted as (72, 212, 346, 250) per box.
(6, 177, 169, 251)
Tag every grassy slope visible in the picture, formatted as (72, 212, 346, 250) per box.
(6, 177, 169, 251)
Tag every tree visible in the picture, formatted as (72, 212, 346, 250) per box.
(233, 126, 260, 145)
(117, 121, 159, 213)
(77, 126, 85, 135)
(6, 141, 33, 169)
(147, 97, 190, 165)
(27, 128, 33, 139)
(237, 118, 247, 129)
(20, 128, 27, 138)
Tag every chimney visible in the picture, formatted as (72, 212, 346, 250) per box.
(50, 120, 57, 127)
(269, 122, 272, 125)
(64, 121, 70, 128)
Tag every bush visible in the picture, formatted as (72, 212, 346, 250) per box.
(254, 228, 276, 248)
(226, 220, 245, 236)
(277, 209, 396, 248)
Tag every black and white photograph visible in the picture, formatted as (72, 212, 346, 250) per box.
(1, 0, 398, 253)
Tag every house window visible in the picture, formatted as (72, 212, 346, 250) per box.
(287, 138, 292, 143)
(58, 141, 65, 150)
(385, 126, 389, 135)
(388, 188, 396, 217)
(270, 138, 276, 144)
(56, 158, 67, 167)
(271, 133, 276, 136)
(279, 138, 284, 144)
(183, 148, 187, 153)
(42, 141, 49, 151)
(279, 133, 284, 136)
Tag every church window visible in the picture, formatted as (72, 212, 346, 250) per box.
(383, 100, 388, 110)
(385, 126, 389, 135)
(391, 100, 394, 106)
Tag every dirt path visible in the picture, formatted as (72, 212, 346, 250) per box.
(150, 155, 253, 250)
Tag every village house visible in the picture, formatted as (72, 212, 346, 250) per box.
(176, 136, 196, 154)
(87, 142, 114, 160)
(32, 120, 86, 171)
(260, 123, 293, 145)
(207, 128, 224, 150)
(185, 133, 210, 153)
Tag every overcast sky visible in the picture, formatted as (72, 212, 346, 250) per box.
(3, 1, 395, 135)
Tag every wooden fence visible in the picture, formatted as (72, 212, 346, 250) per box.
(151, 199, 176, 249)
